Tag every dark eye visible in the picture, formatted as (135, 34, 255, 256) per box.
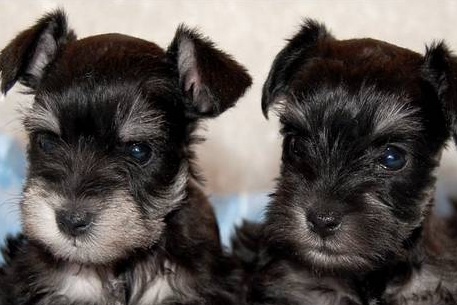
(287, 137, 299, 156)
(126, 143, 152, 164)
(378, 146, 406, 171)
(286, 136, 305, 159)
(37, 133, 58, 154)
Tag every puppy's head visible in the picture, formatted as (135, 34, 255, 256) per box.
(262, 20, 457, 272)
(0, 10, 251, 264)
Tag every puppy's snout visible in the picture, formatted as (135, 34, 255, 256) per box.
(56, 210, 94, 237)
(306, 210, 342, 237)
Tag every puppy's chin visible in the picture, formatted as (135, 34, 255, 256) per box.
(29, 232, 162, 265)
(266, 227, 378, 273)
(21, 183, 166, 265)
(300, 248, 373, 273)
(277, 231, 376, 273)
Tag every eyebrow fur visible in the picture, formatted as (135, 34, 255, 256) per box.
(22, 101, 61, 135)
(117, 96, 166, 142)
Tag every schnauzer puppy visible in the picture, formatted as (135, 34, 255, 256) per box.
(234, 20, 457, 305)
(0, 10, 251, 305)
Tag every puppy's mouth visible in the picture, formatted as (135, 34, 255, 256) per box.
(70, 236, 88, 248)
(299, 232, 371, 270)
(304, 246, 369, 270)
(307, 239, 348, 257)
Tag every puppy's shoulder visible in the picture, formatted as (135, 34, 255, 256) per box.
(384, 262, 457, 305)
(232, 220, 265, 273)
(167, 181, 221, 250)
(0, 234, 46, 305)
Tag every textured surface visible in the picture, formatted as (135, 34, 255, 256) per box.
(1, 0, 457, 196)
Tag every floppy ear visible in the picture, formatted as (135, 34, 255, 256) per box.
(0, 9, 75, 94)
(167, 25, 252, 119)
(422, 42, 457, 143)
(261, 19, 332, 118)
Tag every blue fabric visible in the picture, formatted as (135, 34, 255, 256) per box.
(0, 135, 26, 254)
(211, 193, 267, 248)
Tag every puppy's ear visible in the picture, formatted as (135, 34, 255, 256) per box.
(0, 9, 75, 94)
(422, 42, 457, 142)
(167, 25, 252, 119)
(262, 19, 332, 118)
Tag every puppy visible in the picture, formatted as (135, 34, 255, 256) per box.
(0, 10, 251, 305)
(234, 20, 457, 305)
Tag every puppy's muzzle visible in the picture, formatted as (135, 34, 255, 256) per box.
(56, 210, 94, 237)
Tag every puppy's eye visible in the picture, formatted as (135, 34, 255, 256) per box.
(287, 136, 301, 156)
(126, 142, 152, 164)
(37, 133, 58, 154)
(285, 136, 306, 162)
(378, 146, 406, 171)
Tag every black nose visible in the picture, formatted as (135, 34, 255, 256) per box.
(56, 211, 94, 237)
(306, 210, 342, 237)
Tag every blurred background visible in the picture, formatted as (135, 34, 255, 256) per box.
(1, 0, 457, 246)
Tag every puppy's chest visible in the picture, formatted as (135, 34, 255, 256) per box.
(304, 279, 361, 305)
(383, 266, 457, 305)
(128, 274, 174, 305)
(128, 263, 174, 305)
(51, 265, 122, 305)
(127, 259, 196, 305)
(51, 260, 192, 305)
(276, 268, 362, 305)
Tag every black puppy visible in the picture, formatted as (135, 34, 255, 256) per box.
(234, 20, 457, 305)
(0, 10, 251, 305)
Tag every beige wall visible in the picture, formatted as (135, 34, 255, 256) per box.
(1, 0, 457, 195)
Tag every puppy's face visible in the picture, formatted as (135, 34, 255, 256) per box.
(23, 81, 186, 264)
(0, 11, 251, 264)
(262, 21, 457, 272)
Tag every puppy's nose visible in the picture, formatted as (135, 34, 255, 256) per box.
(56, 211, 94, 237)
(306, 210, 342, 237)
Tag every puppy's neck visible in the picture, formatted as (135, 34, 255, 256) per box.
(353, 228, 424, 302)
(357, 193, 455, 301)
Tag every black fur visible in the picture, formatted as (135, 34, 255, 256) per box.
(235, 19, 457, 305)
(0, 10, 251, 305)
